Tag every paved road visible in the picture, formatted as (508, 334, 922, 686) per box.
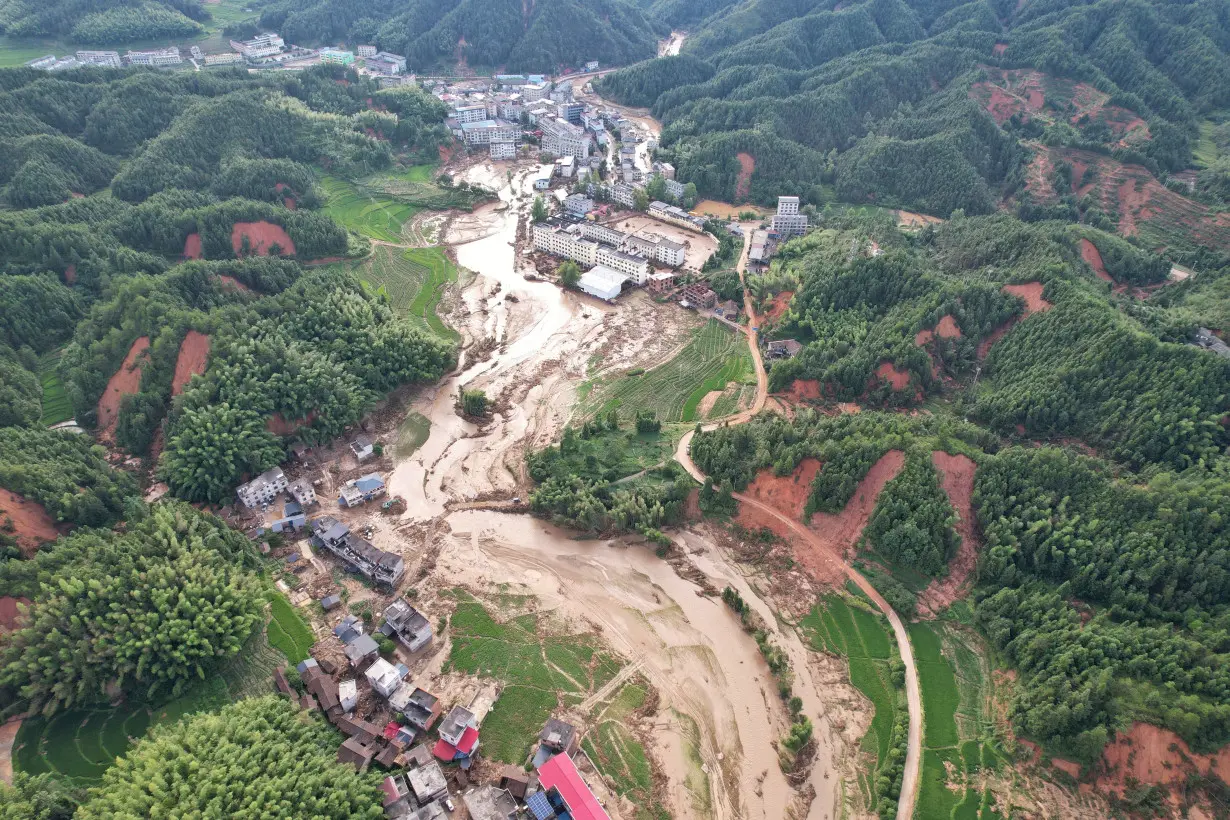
(672, 228, 923, 820)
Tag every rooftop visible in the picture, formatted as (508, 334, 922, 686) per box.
(538, 752, 610, 820)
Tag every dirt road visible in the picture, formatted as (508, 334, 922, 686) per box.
(674, 227, 924, 820)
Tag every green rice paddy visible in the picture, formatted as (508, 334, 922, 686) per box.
(583, 320, 754, 423)
(266, 590, 314, 664)
(348, 244, 459, 340)
(320, 175, 420, 243)
(38, 350, 73, 426)
(444, 591, 627, 766)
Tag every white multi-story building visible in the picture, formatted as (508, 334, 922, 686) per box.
(577, 222, 626, 246)
(611, 182, 639, 209)
(665, 179, 686, 201)
(454, 104, 488, 124)
(489, 140, 517, 160)
(365, 52, 406, 76)
(496, 97, 523, 121)
(626, 232, 685, 267)
(204, 53, 244, 67)
(230, 34, 284, 60)
(596, 247, 650, 285)
(237, 467, 288, 509)
(532, 223, 598, 266)
(522, 82, 550, 101)
(648, 201, 705, 233)
(460, 119, 519, 147)
(126, 48, 182, 67)
(771, 195, 809, 237)
(540, 118, 591, 160)
(357, 45, 377, 58)
(76, 51, 121, 67)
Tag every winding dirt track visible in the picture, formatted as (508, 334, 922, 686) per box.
(673, 229, 922, 820)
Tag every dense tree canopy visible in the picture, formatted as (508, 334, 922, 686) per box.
(76, 696, 384, 818)
(0, 502, 263, 715)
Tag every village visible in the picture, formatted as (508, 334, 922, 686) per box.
(221, 430, 617, 820)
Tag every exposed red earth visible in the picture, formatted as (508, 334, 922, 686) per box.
(977, 283, 1051, 358)
(1096, 723, 1230, 796)
(231, 222, 296, 256)
(0, 596, 31, 632)
(917, 452, 980, 616)
(875, 361, 912, 391)
(171, 330, 211, 396)
(734, 152, 755, 202)
(739, 457, 823, 520)
(183, 233, 203, 259)
(267, 410, 317, 436)
(96, 336, 150, 441)
(214, 274, 251, 293)
(0, 489, 61, 556)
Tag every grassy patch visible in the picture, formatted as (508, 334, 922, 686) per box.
(911, 622, 961, 749)
(445, 594, 631, 765)
(916, 748, 962, 820)
(1193, 119, 1222, 168)
(480, 685, 557, 765)
(320, 175, 420, 243)
(584, 680, 668, 820)
(38, 350, 73, 426)
(801, 595, 900, 782)
(396, 411, 431, 459)
(266, 591, 315, 664)
(584, 320, 753, 423)
(403, 247, 459, 340)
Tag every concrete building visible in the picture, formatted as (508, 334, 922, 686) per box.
(25, 55, 57, 70)
(771, 195, 809, 237)
(496, 98, 523, 121)
(648, 201, 705, 232)
(665, 178, 686, 201)
(489, 140, 517, 160)
(533, 223, 599, 266)
(76, 50, 121, 67)
(231, 33, 284, 60)
(338, 473, 386, 508)
(611, 182, 638, 209)
(681, 282, 717, 310)
(539, 118, 591, 160)
(392, 687, 442, 732)
(407, 761, 448, 805)
(522, 82, 550, 101)
(556, 101, 583, 124)
(310, 516, 405, 587)
(350, 435, 375, 461)
(357, 45, 377, 57)
(576, 222, 626, 246)
(320, 48, 355, 65)
(578, 266, 628, 301)
(596, 247, 650, 284)
(462, 785, 518, 820)
(237, 467, 287, 509)
(126, 48, 182, 67)
(365, 658, 404, 699)
(204, 53, 244, 66)
(338, 678, 359, 712)
(564, 194, 595, 217)
(287, 477, 316, 507)
(460, 120, 519, 147)
(626, 231, 685, 267)
(366, 52, 407, 75)
(381, 600, 433, 652)
(454, 104, 488, 124)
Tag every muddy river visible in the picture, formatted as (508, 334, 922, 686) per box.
(384, 153, 850, 818)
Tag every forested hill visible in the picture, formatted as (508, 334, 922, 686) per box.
(0, 64, 458, 503)
(252, 0, 664, 73)
(0, 0, 209, 43)
(598, 0, 1230, 256)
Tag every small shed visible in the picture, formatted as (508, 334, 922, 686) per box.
(320, 594, 342, 611)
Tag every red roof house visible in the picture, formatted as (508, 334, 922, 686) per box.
(537, 752, 610, 820)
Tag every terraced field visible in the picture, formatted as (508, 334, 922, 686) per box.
(320, 175, 419, 243)
(584, 320, 753, 423)
(38, 350, 72, 426)
(266, 590, 314, 664)
(349, 245, 459, 340)
(11, 626, 285, 783)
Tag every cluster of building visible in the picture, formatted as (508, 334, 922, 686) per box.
(532, 218, 690, 301)
(310, 515, 404, 588)
(748, 197, 811, 269)
(379, 714, 611, 820)
(26, 47, 184, 71)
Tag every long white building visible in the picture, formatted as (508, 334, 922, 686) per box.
(539, 118, 592, 160)
(76, 51, 121, 67)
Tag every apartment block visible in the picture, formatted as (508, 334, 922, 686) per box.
(126, 48, 182, 67)
(76, 51, 121, 68)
